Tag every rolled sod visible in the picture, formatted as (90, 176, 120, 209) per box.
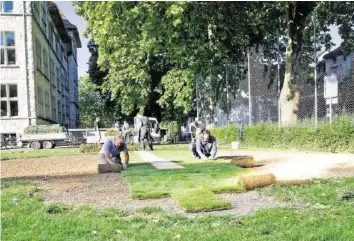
(98, 164, 122, 173)
(240, 174, 276, 190)
(231, 156, 257, 168)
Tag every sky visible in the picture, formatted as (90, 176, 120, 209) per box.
(56, 1, 344, 78)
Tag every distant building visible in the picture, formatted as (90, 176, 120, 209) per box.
(322, 46, 354, 116)
(0, 1, 81, 141)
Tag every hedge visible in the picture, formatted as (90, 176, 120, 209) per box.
(160, 121, 180, 143)
(211, 115, 354, 153)
(24, 124, 66, 134)
(79, 142, 141, 153)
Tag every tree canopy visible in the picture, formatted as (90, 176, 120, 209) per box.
(75, 1, 354, 124)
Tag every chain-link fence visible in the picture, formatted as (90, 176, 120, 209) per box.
(195, 45, 354, 128)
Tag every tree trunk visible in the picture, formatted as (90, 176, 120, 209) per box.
(280, 2, 303, 126)
(280, 39, 300, 125)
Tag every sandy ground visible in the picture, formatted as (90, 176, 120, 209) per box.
(1, 150, 353, 215)
(218, 150, 354, 180)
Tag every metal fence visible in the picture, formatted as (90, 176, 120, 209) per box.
(195, 47, 354, 128)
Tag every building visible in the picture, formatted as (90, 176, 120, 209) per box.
(0, 1, 81, 141)
(322, 46, 354, 116)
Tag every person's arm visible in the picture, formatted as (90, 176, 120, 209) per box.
(196, 138, 207, 159)
(103, 140, 114, 164)
(123, 151, 129, 164)
(210, 137, 217, 159)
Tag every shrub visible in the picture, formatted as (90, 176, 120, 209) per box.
(79, 144, 102, 153)
(105, 129, 119, 137)
(211, 115, 354, 153)
(127, 143, 140, 152)
(160, 121, 180, 143)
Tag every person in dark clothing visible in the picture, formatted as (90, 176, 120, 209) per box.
(190, 130, 217, 160)
(137, 115, 153, 151)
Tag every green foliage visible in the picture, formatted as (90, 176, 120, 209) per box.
(212, 115, 354, 153)
(156, 69, 195, 117)
(105, 129, 119, 137)
(160, 121, 180, 143)
(79, 144, 102, 153)
(78, 75, 116, 128)
(24, 125, 66, 134)
(127, 143, 141, 152)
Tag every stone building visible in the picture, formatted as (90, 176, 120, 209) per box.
(0, 1, 81, 141)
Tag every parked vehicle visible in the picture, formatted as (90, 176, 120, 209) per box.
(18, 124, 74, 149)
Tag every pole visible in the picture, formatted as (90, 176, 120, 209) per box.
(329, 97, 332, 123)
(313, 14, 318, 128)
(226, 65, 229, 125)
(196, 76, 199, 120)
(248, 51, 252, 126)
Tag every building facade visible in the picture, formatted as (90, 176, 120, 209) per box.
(0, 1, 80, 141)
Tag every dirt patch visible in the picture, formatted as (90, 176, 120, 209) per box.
(31, 174, 285, 216)
(31, 173, 182, 213)
(1, 155, 99, 178)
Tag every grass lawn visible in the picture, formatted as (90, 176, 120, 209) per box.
(0, 147, 82, 160)
(124, 150, 247, 212)
(2, 178, 354, 240)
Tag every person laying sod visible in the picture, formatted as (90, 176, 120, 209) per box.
(99, 133, 129, 170)
(190, 130, 217, 160)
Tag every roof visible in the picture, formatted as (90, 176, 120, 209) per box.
(322, 46, 344, 59)
(47, 2, 70, 43)
(59, 8, 82, 48)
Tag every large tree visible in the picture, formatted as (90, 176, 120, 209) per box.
(75, 1, 354, 125)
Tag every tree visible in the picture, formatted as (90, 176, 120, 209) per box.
(74, 1, 354, 125)
(78, 76, 116, 128)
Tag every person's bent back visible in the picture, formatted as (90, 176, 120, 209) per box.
(195, 130, 217, 160)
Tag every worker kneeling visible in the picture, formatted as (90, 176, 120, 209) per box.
(190, 130, 217, 160)
(99, 134, 129, 170)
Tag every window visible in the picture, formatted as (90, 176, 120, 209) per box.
(0, 1, 13, 13)
(56, 67, 60, 91)
(44, 92, 50, 119)
(36, 39, 41, 70)
(50, 59, 55, 87)
(1, 84, 18, 117)
(48, 23, 54, 46)
(62, 103, 65, 123)
(37, 86, 43, 116)
(57, 100, 61, 123)
(0, 31, 16, 65)
(43, 49, 48, 77)
(342, 55, 352, 80)
(41, 2, 46, 29)
(51, 97, 56, 121)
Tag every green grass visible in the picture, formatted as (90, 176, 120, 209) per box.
(2, 178, 354, 240)
(124, 150, 247, 212)
(0, 148, 82, 160)
(171, 189, 231, 212)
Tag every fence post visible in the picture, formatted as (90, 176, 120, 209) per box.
(313, 14, 318, 128)
(248, 51, 252, 126)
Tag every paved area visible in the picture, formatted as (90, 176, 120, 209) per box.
(218, 150, 354, 180)
(137, 151, 185, 169)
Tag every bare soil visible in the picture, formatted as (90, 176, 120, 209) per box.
(1, 154, 285, 215)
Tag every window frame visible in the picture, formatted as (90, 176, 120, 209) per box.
(0, 84, 18, 117)
(1, 1, 13, 13)
(0, 31, 16, 66)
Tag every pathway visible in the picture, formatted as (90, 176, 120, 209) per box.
(137, 151, 185, 170)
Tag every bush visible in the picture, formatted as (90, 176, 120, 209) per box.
(79, 143, 140, 153)
(160, 121, 180, 143)
(79, 144, 102, 153)
(211, 115, 354, 153)
(105, 129, 119, 137)
(24, 124, 65, 134)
